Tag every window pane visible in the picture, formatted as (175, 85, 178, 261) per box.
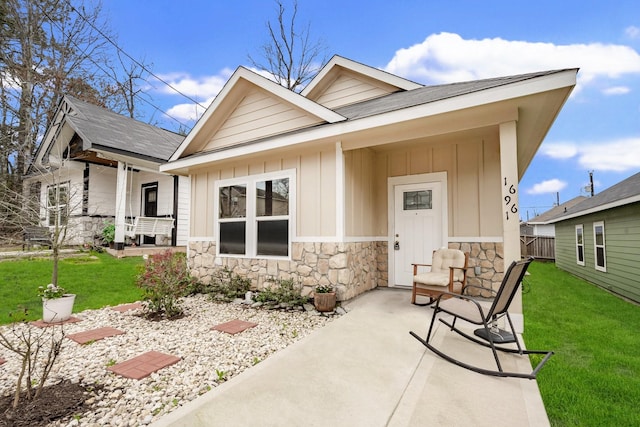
(596, 247, 605, 267)
(577, 246, 584, 262)
(257, 220, 288, 256)
(403, 190, 432, 210)
(256, 178, 289, 217)
(576, 228, 583, 244)
(594, 225, 604, 245)
(219, 222, 246, 254)
(219, 185, 246, 219)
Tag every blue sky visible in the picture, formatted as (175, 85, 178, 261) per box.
(104, 0, 640, 221)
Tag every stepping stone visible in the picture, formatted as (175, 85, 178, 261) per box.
(67, 327, 125, 344)
(111, 302, 143, 312)
(31, 316, 82, 328)
(212, 319, 258, 335)
(107, 351, 180, 380)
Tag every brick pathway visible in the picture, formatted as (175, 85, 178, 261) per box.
(211, 319, 258, 335)
(111, 302, 143, 312)
(31, 316, 82, 328)
(107, 351, 180, 380)
(67, 327, 125, 344)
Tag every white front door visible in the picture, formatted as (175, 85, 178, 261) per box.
(392, 182, 443, 287)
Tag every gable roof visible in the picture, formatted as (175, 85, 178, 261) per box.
(527, 196, 587, 224)
(32, 95, 184, 171)
(161, 56, 576, 175)
(547, 172, 640, 223)
(62, 96, 184, 161)
(169, 67, 346, 161)
(301, 55, 422, 101)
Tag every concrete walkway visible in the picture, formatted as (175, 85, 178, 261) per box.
(153, 288, 550, 427)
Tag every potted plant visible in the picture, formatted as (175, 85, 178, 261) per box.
(101, 221, 115, 248)
(38, 284, 75, 323)
(313, 284, 336, 312)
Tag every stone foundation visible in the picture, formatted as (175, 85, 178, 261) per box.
(187, 239, 503, 302)
(188, 240, 388, 301)
(449, 241, 505, 295)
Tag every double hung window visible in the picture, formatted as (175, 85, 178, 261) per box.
(216, 171, 293, 258)
(593, 221, 606, 272)
(47, 182, 70, 227)
(575, 225, 585, 266)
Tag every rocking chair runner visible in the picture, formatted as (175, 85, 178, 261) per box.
(410, 257, 553, 379)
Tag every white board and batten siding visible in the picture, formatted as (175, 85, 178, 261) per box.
(203, 88, 324, 152)
(312, 71, 400, 109)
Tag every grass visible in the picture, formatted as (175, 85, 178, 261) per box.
(0, 251, 144, 325)
(523, 260, 640, 427)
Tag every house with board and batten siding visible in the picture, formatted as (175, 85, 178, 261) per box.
(161, 55, 577, 331)
(24, 95, 190, 250)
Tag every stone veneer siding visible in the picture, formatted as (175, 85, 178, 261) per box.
(188, 240, 503, 302)
(449, 241, 505, 295)
(188, 241, 388, 301)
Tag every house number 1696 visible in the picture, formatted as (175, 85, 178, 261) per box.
(504, 177, 518, 220)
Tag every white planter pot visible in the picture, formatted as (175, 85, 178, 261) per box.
(42, 294, 76, 323)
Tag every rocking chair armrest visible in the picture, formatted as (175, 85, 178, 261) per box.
(412, 263, 433, 274)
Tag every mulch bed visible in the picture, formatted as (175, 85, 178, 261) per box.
(0, 381, 100, 427)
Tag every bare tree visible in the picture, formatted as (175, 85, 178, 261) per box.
(248, 0, 328, 92)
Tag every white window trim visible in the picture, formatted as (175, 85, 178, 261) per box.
(575, 224, 585, 266)
(214, 169, 296, 259)
(593, 221, 606, 272)
(47, 181, 70, 227)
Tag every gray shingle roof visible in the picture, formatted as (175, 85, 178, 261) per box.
(527, 196, 587, 223)
(334, 70, 570, 120)
(65, 96, 184, 162)
(547, 172, 640, 222)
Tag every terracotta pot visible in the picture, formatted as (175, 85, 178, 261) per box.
(314, 292, 336, 312)
(42, 294, 76, 323)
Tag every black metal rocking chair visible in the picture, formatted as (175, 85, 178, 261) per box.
(410, 257, 553, 379)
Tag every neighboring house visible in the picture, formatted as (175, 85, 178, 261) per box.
(547, 172, 640, 303)
(24, 95, 189, 249)
(161, 55, 576, 330)
(520, 196, 587, 259)
(524, 196, 587, 237)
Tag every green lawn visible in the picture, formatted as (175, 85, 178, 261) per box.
(0, 252, 144, 325)
(523, 260, 640, 427)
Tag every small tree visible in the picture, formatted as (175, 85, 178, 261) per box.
(248, 0, 328, 92)
(0, 310, 66, 409)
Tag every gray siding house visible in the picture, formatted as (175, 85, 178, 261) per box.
(547, 172, 640, 303)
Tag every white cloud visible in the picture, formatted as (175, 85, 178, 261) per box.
(153, 69, 233, 99)
(577, 137, 640, 171)
(626, 26, 640, 39)
(540, 143, 578, 159)
(384, 32, 640, 93)
(527, 179, 567, 195)
(541, 138, 640, 172)
(165, 101, 210, 122)
(602, 86, 630, 95)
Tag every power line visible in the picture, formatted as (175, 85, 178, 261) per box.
(64, 0, 207, 110)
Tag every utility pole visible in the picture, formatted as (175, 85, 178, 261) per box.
(589, 171, 594, 197)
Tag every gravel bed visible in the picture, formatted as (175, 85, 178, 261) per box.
(0, 295, 337, 426)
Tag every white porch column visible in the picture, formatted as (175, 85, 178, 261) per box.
(499, 121, 524, 332)
(335, 141, 345, 240)
(114, 161, 127, 250)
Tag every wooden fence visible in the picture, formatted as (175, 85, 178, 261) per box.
(520, 235, 555, 260)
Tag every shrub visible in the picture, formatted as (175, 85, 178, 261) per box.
(254, 277, 308, 307)
(136, 251, 196, 318)
(208, 267, 251, 302)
